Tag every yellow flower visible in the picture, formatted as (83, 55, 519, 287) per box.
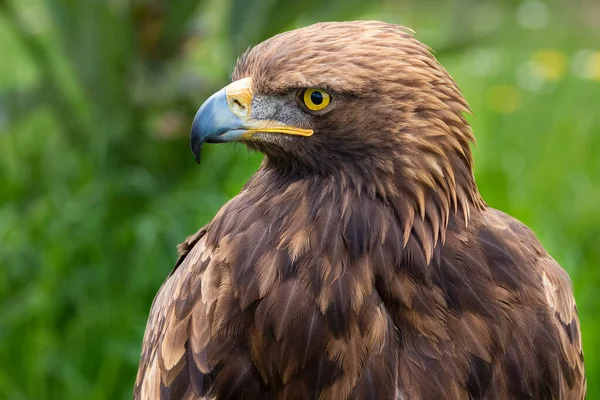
(587, 51, 600, 82)
(531, 49, 568, 80)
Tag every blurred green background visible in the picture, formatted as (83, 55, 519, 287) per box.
(0, 0, 598, 398)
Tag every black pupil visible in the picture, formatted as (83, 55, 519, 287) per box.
(310, 91, 324, 105)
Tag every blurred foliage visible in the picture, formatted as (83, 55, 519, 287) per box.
(0, 0, 598, 398)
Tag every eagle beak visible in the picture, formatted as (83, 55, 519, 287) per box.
(190, 77, 313, 163)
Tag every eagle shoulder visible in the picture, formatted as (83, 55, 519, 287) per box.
(474, 209, 586, 398)
(134, 227, 208, 399)
(134, 221, 270, 400)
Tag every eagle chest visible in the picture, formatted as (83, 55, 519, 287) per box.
(198, 192, 438, 398)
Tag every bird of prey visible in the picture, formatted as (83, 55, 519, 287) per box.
(134, 21, 585, 399)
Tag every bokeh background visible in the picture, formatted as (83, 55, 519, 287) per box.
(0, 0, 598, 398)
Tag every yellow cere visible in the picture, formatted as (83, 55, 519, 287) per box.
(303, 88, 331, 111)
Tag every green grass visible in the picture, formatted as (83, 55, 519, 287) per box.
(0, 0, 598, 398)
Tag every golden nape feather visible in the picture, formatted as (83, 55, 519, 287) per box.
(134, 21, 585, 399)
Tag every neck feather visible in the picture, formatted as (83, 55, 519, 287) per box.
(221, 162, 485, 264)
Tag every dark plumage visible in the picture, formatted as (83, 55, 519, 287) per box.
(134, 21, 586, 399)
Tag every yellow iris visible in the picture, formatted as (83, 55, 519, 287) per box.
(302, 88, 331, 111)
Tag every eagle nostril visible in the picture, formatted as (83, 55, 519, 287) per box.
(231, 98, 247, 115)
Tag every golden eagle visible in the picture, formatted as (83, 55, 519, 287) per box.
(134, 21, 586, 399)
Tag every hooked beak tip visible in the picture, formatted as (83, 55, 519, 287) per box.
(193, 145, 202, 164)
(190, 112, 204, 163)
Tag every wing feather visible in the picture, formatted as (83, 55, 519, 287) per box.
(134, 229, 210, 399)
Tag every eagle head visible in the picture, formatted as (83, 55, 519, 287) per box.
(191, 21, 483, 216)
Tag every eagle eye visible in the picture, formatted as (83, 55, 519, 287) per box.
(301, 88, 331, 111)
